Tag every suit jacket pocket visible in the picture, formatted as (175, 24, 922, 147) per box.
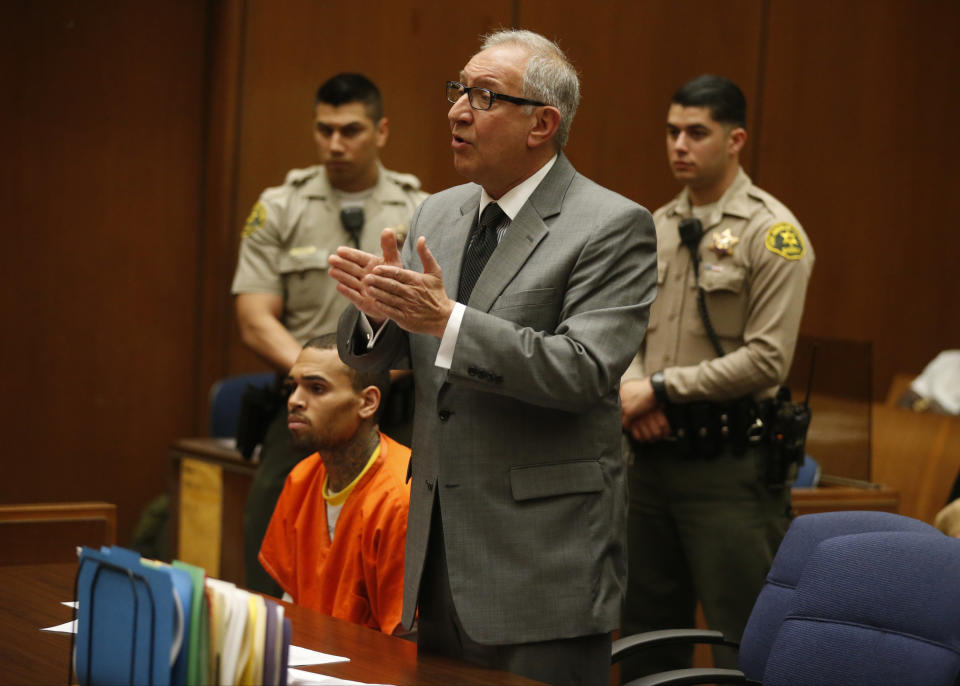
(490, 287, 559, 332)
(510, 460, 603, 501)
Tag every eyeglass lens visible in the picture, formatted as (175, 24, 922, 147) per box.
(446, 82, 491, 110)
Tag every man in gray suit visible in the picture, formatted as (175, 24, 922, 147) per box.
(328, 29, 657, 685)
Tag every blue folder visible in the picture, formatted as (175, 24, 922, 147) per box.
(74, 546, 291, 686)
(74, 546, 179, 686)
(105, 547, 194, 686)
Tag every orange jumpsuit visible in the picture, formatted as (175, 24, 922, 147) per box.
(258, 432, 411, 634)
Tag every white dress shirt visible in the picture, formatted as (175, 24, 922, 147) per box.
(435, 155, 558, 368)
(360, 155, 559, 369)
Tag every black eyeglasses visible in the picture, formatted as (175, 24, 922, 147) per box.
(445, 81, 546, 111)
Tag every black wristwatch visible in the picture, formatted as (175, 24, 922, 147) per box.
(650, 370, 670, 407)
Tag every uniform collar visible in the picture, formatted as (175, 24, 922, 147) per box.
(300, 162, 411, 205)
(667, 166, 753, 226)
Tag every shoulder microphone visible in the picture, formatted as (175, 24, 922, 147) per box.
(340, 207, 365, 248)
(678, 217, 704, 255)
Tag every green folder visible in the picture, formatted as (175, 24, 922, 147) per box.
(173, 560, 210, 686)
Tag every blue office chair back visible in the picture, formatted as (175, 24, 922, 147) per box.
(738, 511, 940, 680)
(763, 530, 960, 686)
(793, 454, 820, 487)
(208, 372, 276, 438)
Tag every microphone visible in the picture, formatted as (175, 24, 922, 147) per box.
(340, 207, 364, 248)
(678, 217, 703, 255)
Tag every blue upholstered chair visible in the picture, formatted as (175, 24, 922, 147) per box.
(792, 454, 821, 487)
(613, 511, 943, 685)
(762, 530, 960, 685)
(737, 510, 939, 679)
(208, 372, 276, 438)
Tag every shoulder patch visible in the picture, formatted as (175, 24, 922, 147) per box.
(241, 201, 267, 239)
(764, 222, 806, 260)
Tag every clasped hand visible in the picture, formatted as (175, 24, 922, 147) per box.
(620, 378, 671, 442)
(328, 228, 455, 339)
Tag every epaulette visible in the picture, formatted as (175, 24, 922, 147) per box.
(745, 185, 783, 215)
(283, 166, 320, 188)
(384, 169, 423, 192)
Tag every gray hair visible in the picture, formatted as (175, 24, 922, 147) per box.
(481, 29, 580, 149)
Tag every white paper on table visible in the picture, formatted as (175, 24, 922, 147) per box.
(61, 601, 78, 608)
(286, 668, 395, 686)
(288, 644, 350, 666)
(220, 585, 249, 686)
(41, 620, 77, 634)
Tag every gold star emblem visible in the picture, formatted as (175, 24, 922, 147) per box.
(711, 228, 739, 256)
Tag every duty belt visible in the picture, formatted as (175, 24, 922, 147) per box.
(659, 397, 765, 460)
(630, 389, 811, 488)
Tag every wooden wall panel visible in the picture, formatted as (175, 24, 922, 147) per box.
(0, 2, 208, 543)
(214, 0, 960, 403)
(757, 0, 960, 398)
(3, 0, 956, 551)
(517, 0, 765, 213)
(221, 0, 513, 375)
(195, 0, 250, 428)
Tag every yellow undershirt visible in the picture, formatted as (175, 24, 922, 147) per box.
(321, 443, 381, 506)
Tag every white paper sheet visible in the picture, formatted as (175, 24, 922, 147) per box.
(288, 644, 350, 666)
(41, 620, 77, 634)
(286, 668, 395, 686)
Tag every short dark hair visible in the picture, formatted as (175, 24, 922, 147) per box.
(302, 333, 390, 418)
(671, 75, 746, 129)
(314, 73, 383, 122)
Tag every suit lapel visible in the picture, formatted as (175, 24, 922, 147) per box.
(467, 154, 577, 312)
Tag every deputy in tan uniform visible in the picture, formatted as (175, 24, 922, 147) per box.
(619, 75, 814, 681)
(232, 73, 427, 595)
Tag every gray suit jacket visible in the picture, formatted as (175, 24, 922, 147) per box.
(339, 154, 657, 644)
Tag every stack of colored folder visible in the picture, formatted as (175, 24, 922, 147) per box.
(73, 546, 291, 686)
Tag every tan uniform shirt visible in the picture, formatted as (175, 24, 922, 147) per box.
(231, 163, 428, 343)
(624, 168, 814, 402)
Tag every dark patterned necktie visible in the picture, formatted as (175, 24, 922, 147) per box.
(458, 202, 506, 302)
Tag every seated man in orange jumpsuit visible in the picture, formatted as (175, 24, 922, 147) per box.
(258, 333, 411, 634)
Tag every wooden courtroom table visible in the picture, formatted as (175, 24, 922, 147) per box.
(0, 562, 545, 686)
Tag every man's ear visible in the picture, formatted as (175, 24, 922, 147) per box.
(376, 117, 390, 149)
(527, 106, 561, 149)
(358, 386, 381, 420)
(728, 126, 747, 156)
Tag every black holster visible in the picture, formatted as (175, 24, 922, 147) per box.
(758, 388, 811, 488)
